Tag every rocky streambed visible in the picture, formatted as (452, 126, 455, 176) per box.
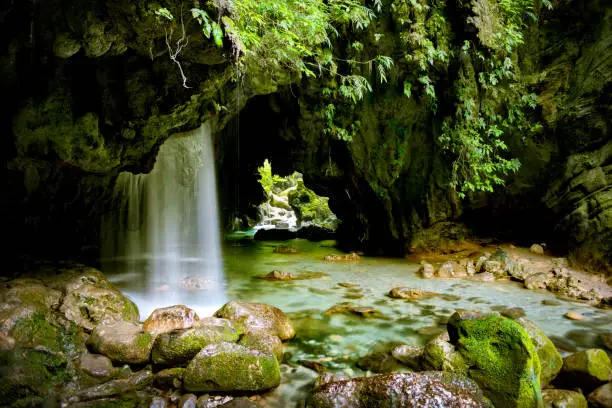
(1, 240, 611, 407)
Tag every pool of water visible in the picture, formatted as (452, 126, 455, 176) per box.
(106, 236, 612, 406)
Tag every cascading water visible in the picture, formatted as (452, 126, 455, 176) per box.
(101, 122, 226, 319)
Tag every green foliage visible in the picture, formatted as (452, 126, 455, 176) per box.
(257, 159, 285, 195)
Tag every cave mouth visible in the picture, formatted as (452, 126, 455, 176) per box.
(245, 159, 340, 241)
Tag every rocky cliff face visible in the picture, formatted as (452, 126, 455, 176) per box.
(1, 0, 610, 271)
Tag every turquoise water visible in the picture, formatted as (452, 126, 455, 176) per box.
(106, 236, 611, 406)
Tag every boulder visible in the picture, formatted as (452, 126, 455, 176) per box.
(87, 321, 155, 364)
(556, 349, 612, 392)
(152, 317, 242, 366)
(542, 389, 587, 408)
(307, 372, 490, 407)
(154, 367, 185, 389)
(214, 301, 295, 340)
(387, 287, 437, 300)
(514, 318, 563, 387)
(447, 312, 542, 408)
(418, 261, 435, 279)
(238, 328, 284, 362)
(79, 352, 115, 380)
(587, 382, 612, 408)
(183, 343, 280, 392)
(437, 262, 456, 278)
(143, 305, 199, 334)
(421, 335, 468, 374)
(530, 244, 545, 255)
(391, 345, 424, 370)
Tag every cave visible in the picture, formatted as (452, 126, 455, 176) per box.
(1, 0, 611, 406)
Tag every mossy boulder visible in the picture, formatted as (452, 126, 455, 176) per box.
(183, 342, 280, 393)
(448, 313, 542, 408)
(556, 349, 612, 392)
(151, 318, 242, 366)
(238, 328, 284, 362)
(288, 180, 338, 230)
(87, 321, 155, 364)
(306, 371, 490, 407)
(514, 318, 563, 387)
(542, 389, 587, 408)
(154, 367, 185, 389)
(422, 335, 468, 374)
(214, 301, 295, 341)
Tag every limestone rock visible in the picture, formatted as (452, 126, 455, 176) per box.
(542, 389, 587, 408)
(307, 372, 489, 407)
(152, 317, 242, 366)
(87, 321, 154, 364)
(470, 272, 496, 282)
(437, 262, 456, 278)
(214, 301, 295, 341)
(143, 305, 200, 335)
(183, 342, 280, 392)
(79, 353, 115, 380)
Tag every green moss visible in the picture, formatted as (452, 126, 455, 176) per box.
(453, 315, 542, 408)
(514, 318, 562, 387)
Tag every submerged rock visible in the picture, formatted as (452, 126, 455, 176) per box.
(273, 246, 300, 254)
(306, 372, 489, 407)
(556, 349, 612, 392)
(418, 261, 435, 279)
(143, 305, 200, 335)
(447, 312, 542, 408)
(324, 302, 387, 319)
(214, 301, 295, 341)
(387, 287, 437, 300)
(183, 342, 280, 392)
(87, 321, 155, 364)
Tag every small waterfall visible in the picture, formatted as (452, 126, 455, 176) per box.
(101, 122, 226, 319)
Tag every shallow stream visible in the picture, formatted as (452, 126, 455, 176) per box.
(105, 235, 612, 407)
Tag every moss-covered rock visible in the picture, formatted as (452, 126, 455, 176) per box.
(214, 301, 295, 341)
(556, 349, 612, 392)
(183, 342, 280, 393)
(238, 328, 284, 362)
(151, 317, 242, 366)
(448, 313, 542, 408)
(154, 367, 185, 389)
(422, 335, 468, 374)
(514, 317, 563, 387)
(87, 321, 154, 364)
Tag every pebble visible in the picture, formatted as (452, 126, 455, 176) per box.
(565, 312, 586, 320)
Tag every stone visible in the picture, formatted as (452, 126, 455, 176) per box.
(418, 261, 435, 279)
(44, 266, 140, 331)
(87, 321, 155, 364)
(238, 328, 284, 362)
(152, 317, 242, 366)
(391, 345, 424, 370)
(588, 382, 612, 408)
(183, 342, 280, 392)
(388, 287, 437, 300)
(258, 270, 297, 280)
(542, 300, 562, 306)
(150, 397, 168, 408)
(218, 397, 258, 407)
(143, 305, 200, 334)
(437, 262, 455, 278)
(447, 313, 542, 408)
(525, 273, 553, 290)
(601, 333, 612, 351)
(501, 307, 526, 319)
(214, 301, 295, 341)
(482, 260, 505, 277)
(323, 252, 361, 262)
(470, 272, 496, 282)
(179, 394, 197, 408)
(53, 33, 82, 58)
(356, 350, 407, 373)
(154, 367, 184, 389)
(324, 302, 387, 319)
(542, 389, 587, 408)
(71, 370, 153, 402)
(530, 244, 545, 255)
(564, 312, 585, 320)
(307, 372, 489, 407)
(557, 349, 612, 391)
(421, 336, 468, 374)
(514, 318, 563, 387)
(313, 372, 349, 389)
(79, 352, 115, 379)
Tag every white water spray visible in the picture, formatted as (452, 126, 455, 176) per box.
(101, 122, 226, 319)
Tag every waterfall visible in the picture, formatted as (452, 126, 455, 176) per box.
(101, 122, 226, 319)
